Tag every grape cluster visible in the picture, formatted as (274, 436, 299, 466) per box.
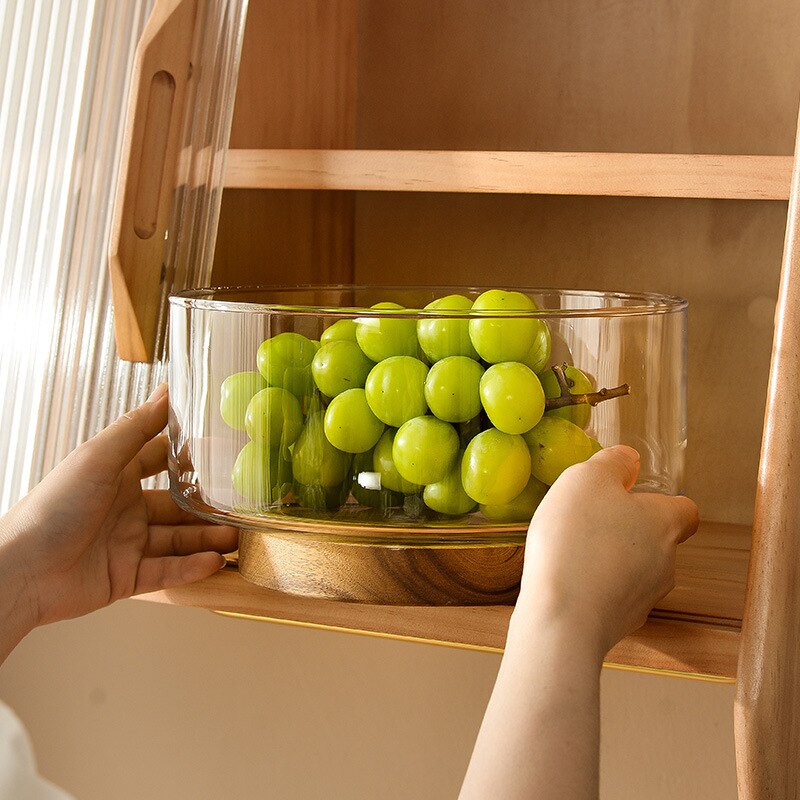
(219, 290, 603, 522)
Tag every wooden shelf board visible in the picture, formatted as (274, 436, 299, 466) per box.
(136, 521, 749, 680)
(222, 150, 792, 200)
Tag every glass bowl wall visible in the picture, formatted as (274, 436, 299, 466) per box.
(168, 286, 687, 546)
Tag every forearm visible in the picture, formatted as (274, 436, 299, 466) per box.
(0, 521, 38, 666)
(460, 601, 604, 800)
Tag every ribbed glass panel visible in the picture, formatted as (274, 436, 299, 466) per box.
(0, 0, 106, 510)
(0, 0, 247, 511)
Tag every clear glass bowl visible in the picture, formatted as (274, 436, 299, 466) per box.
(168, 286, 687, 546)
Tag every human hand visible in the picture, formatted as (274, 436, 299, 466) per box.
(514, 445, 699, 658)
(0, 385, 237, 638)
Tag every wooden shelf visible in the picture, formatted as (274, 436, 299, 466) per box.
(137, 520, 750, 680)
(222, 150, 792, 200)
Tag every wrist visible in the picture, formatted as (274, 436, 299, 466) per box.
(508, 585, 608, 668)
(0, 519, 41, 644)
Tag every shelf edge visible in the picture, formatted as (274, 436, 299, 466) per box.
(221, 149, 792, 200)
(135, 568, 740, 680)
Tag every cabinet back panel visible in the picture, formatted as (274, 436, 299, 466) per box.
(357, 0, 800, 154)
(213, 0, 793, 524)
(213, 190, 355, 287)
(354, 193, 785, 524)
(215, 0, 358, 284)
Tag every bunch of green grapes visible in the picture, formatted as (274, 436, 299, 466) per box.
(219, 291, 607, 521)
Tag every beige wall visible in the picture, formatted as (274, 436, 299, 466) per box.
(0, 600, 736, 799)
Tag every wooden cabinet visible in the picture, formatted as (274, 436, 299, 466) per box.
(109, 3, 800, 796)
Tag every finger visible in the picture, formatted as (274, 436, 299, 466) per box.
(136, 435, 169, 478)
(642, 493, 700, 544)
(587, 444, 641, 490)
(134, 552, 226, 595)
(144, 489, 206, 525)
(82, 384, 168, 476)
(667, 495, 700, 543)
(144, 524, 239, 557)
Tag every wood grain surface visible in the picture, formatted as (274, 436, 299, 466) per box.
(108, 0, 200, 361)
(224, 150, 793, 200)
(735, 111, 800, 799)
(238, 531, 524, 605)
(355, 1, 800, 155)
(212, 0, 358, 288)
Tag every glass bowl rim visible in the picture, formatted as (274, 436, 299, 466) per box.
(168, 284, 688, 318)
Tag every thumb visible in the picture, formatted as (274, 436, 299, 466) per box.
(80, 384, 169, 474)
(668, 494, 700, 543)
(588, 444, 641, 490)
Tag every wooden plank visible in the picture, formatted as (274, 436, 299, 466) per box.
(136, 521, 749, 679)
(223, 150, 792, 199)
(735, 116, 800, 796)
(605, 621, 740, 682)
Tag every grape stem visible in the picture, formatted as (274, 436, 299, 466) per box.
(545, 363, 631, 410)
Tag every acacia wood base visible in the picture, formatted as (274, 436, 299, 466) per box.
(238, 529, 524, 605)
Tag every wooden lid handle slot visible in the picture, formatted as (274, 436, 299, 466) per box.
(109, 0, 199, 363)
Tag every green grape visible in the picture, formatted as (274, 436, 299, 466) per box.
(232, 442, 292, 504)
(468, 289, 543, 363)
(320, 319, 358, 344)
(479, 362, 545, 435)
(323, 388, 384, 453)
(461, 428, 531, 505)
(364, 356, 429, 426)
(520, 320, 552, 375)
(220, 371, 266, 430)
(311, 340, 374, 398)
(294, 481, 349, 512)
(351, 449, 404, 508)
(480, 475, 548, 522)
(417, 294, 479, 362)
(244, 387, 303, 447)
(373, 429, 423, 493)
(588, 437, 603, 455)
(423, 452, 477, 515)
(392, 416, 459, 485)
(538, 366, 594, 428)
(424, 356, 484, 423)
(523, 416, 595, 486)
(356, 302, 418, 361)
(291, 412, 352, 487)
(256, 332, 317, 398)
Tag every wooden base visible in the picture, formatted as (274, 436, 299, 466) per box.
(238, 529, 524, 605)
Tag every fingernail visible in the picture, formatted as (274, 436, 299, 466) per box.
(218, 554, 228, 570)
(146, 383, 168, 404)
(607, 444, 640, 461)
